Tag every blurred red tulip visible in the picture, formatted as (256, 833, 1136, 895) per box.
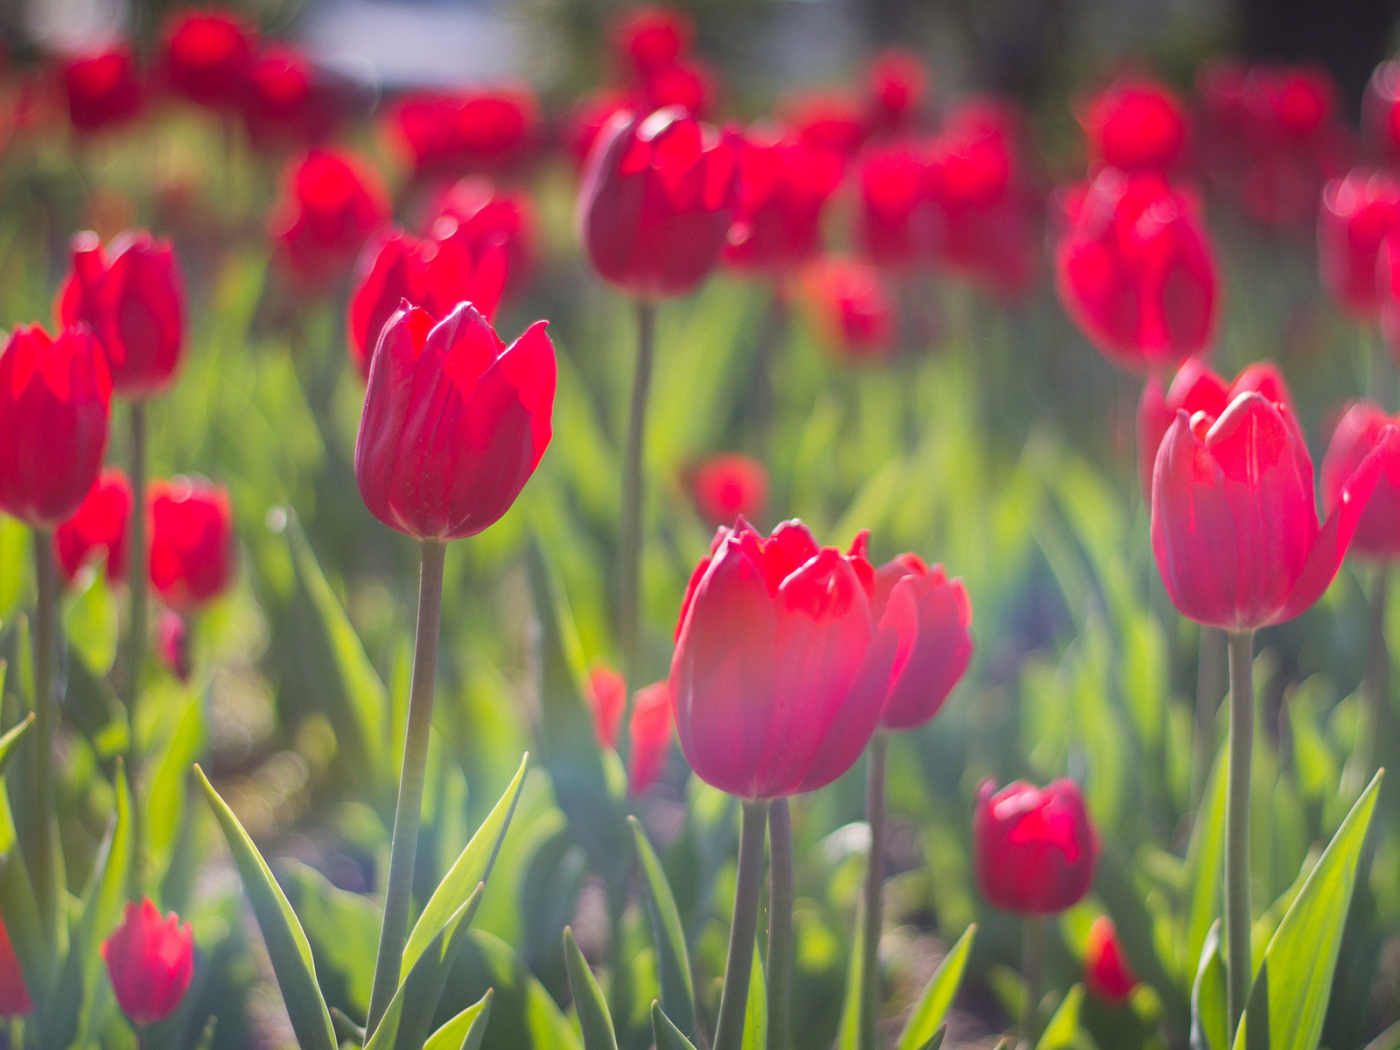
(866, 48, 929, 138)
(1054, 170, 1219, 371)
(388, 87, 540, 180)
(148, 477, 235, 610)
(429, 177, 536, 299)
(103, 898, 194, 1026)
(799, 255, 897, 362)
(637, 59, 716, 117)
(1318, 169, 1400, 319)
(566, 89, 633, 168)
(611, 5, 694, 76)
(0, 914, 31, 1018)
(355, 302, 555, 541)
(157, 608, 192, 682)
(669, 520, 913, 799)
(58, 230, 186, 398)
(1322, 401, 1400, 561)
(974, 778, 1097, 915)
(870, 554, 972, 730)
(240, 44, 341, 150)
(55, 467, 132, 585)
(781, 90, 867, 160)
(1151, 387, 1393, 630)
(627, 681, 674, 794)
(587, 666, 628, 748)
(63, 43, 143, 132)
(1085, 916, 1137, 1004)
(269, 148, 390, 288)
(1078, 76, 1189, 174)
(723, 126, 842, 273)
(856, 142, 936, 269)
(693, 454, 768, 526)
(577, 107, 739, 300)
(0, 324, 111, 528)
(160, 7, 255, 109)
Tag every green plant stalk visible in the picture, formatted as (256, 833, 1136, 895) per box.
(366, 539, 447, 1036)
(1192, 626, 1227, 819)
(126, 399, 148, 895)
(607, 879, 632, 1043)
(31, 528, 59, 946)
(1225, 629, 1255, 1039)
(713, 799, 769, 1050)
(618, 299, 657, 724)
(1348, 567, 1390, 795)
(1020, 915, 1044, 1049)
(767, 798, 793, 1050)
(859, 731, 889, 1050)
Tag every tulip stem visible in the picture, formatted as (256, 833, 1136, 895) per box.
(1020, 915, 1044, 1049)
(126, 399, 148, 896)
(714, 799, 769, 1050)
(618, 300, 656, 711)
(1191, 626, 1227, 821)
(1225, 629, 1255, 1039)
(859, 731, 889, 1050)
(767, 799, 794, 1050)
(366, 539, 446, 1037)
(30, 528, 59, 946)
(1347, 567, 1390, 796)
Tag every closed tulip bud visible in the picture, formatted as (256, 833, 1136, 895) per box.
(63, 43, 143, 132)
(1322, 401, 1400, 561)
(974, 778, 1098, 915)
(611, 5, 693, 77)
(627, 681, 674, 795)
(148, 477, 235, 610)
(55, 467, 132, 585)
(1078, 77, 1189, 174)
(58, 230, 186, 398)
(1152, 387, 1395, 630)
(587, 666, 628, 748)
(1319, 169, 1400, 319)
(0, 914, 30, 1017)
(670, 520, 914, 799)
(269, 148, 390, 288)
(723, 127, 843, 273)
(1055, 170, 1220, 370)
(355, 302, 555, 541)
(103, 898, 194, 1026)
(799, 255, 897, 362)
(0, 324, 111, 528)
(577, 107, 740, 300)
(692, 453, 768, 527)
(1084, 916, 1137, 1004)
(870, 554, 973, 730)
(160, 8, 255, 110)
(865, 49, 929, 139)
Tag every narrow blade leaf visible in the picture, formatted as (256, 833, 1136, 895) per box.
(1034, 984, 1083, 1050)
(563, 928, 617, 1050)
(629, 816, 695, 1038)
(1191, 922, 1228, 1050)
(424, 990, 494, 1050)
(652, 1002, 699, 1050)
(895, 924, 976, 1050)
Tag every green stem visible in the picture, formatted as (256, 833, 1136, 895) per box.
(859, 732, 888, 1050)
(1020, 916, 1044, 1049)
(618, 300, 657, 718)
(1225, 629, 1255, 1039)
(126, 400, 148, 896)
(766, 799, 793, 1050)
(713, 799, 769, 1050)
(366, 540, 447, 1036)
(1191, 627, 1227, 821)
(1349, 567, 1389, 794)
(31, 529, 58, 946)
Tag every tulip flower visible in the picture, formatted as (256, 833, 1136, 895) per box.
(587, 666, 628, 748)
(611, 5, 693, 77)
(1319, 169, 1400, 319)
(1055, 170, 1219, 371)
(387, 87, 540, 180)
(870, 555, 973, 730)
(269, 148, 390, 288)
(103, 898, 194, 1026)
(240, 44, 341, 151)
(1078, 77, 1189, 174)
(799, 255, 897, 362)
(781, 90, 868, 161)
(865, 48, 929, 139)
(63, 43, 143, 132)
(157, 608, 192, 682)
(1322, 401, 1400, 561)
(567, 89, 633, 168)
(974, 778, 1098, 914)
(55, 467, 132, 585)
(723, 128, 842, 274)
(0, 913, 31, 1017)
(428, 178, 535, 300)
(588, 670, 674, 794)
(148, 477, 236, 610)
(58, 229, 187, 399)
(159, 8, 255, 109)
(856, 143, 937, 269)
(692, 454, 768, 527)
(1084, 916, 1137, 1004)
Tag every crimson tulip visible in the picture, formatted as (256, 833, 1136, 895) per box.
(58, 229, 186, 398)
(1151, 387, 1394, 630)
(974, 778, 1098, 914)
(103, 898, 194, 1026)
(627, 681, 674, 795)
(1322, 401, 1400, 561)
(268, 148, 390, 287)
(611, 5, 693, 76)
(160, 8, 255, 109)
(669, 519, 914, 799)
(798, 255, 897, 362)
(63, 43, 143, 132)
(587, 666, 628, 748)
(355, 302, 555, 541)
(1078, 77, 1189, 174)
(781, 90, 868, 161)
(148, 477, 236, 610)
(1055, 170, 1219, 370)
(692, 453, 768, 527)
(723, 127, 842, 273)
(0, 324, 111, 528)
(577, 107, 739, 300)
(1319, 169, 1400, 318)
(240, 44, 341, 150)
(865, 48, 929, 139)
(856, 142, 936, 269)
(1084, 916, 1137, 1004)
(388, 87, 540, 180)
(0, 914, 30, 1017)
(428, 177, 535, 303)
(55, 467, 132, 584)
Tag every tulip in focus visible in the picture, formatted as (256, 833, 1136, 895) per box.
(799, 255, 897, 362)
(103, 898, 195, 1026)
(692, 454, 768, 527)
(160, 7, 255, 110)
(148, 477, 236, 610)
(63, 43, 143, 132)
(974, 778, 1098, 914)
(1322, 401, 1400, 561)
(723, 127, 843, 273)
(1078, 76, 1189, 174)
(1318, 169, 1400, 319)
(269, 148, 390, 288)
(0, 913, 30, 1017)
(55, 467, 132, 584)
(870, 555, 973, 730)
(1084, 916, 1137, 1004)
(355, 302, 555, 541)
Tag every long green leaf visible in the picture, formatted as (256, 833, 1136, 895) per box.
(1187, 746, 1228, 982)
(836, 901, 864, 1050)
(652, 1002, 699, 1050)
(1191, 922, 1228, 1050)
(917, 1029, 946, 1050)
(741, 941, 767, 1050)
(1242, 961, 1270, 1050)
(629, 816, 695, 1038)
(563, 928, 617, 1050)
(895, 924, 976, 1050)
(1034, 984, 1083, 1050)
(424, 991, 494, 1050)
(283, 860, 384, 1018)
(0, 712, 33, 775)
(147, 694, 203, 882)
(196, 765, 337, 1050)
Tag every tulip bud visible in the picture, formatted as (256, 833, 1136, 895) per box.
(1319, 169, 1400, 319)
(611, 5, 694, 77)
(587, 666, 628, 749)
(1078, 77, 1189, 175)
(723, 128, 842, 274)
(865, 49, 929, 139)
(269, 148, 390, 288)
(799, 255, 897, 362)
(974, 778, 1098, 915)
(0, 913, 31, 1018)
(160, 8, 255, 110)
(628, 681, 675, 795)
(692, 454, 768, 527)
(355, 302, 555, 541)
(1152, 387, 1395, 630)
(148, 477, 236, 610)
(63, 43, 143, 132)
(1322, 401, 1400, 561)
(577, 107, 739, 300)
(1084, 916, 1137, 1004)
(58, 230, 186, 399)
(55, 467, 132, 585)
(0, 324, 112, 528)
(157, 608, 192, 682)
(240, 44, 342, 151)
(781, 90, 868, 161)
(102, 898, 194, 1026)
(856, 143, 937, 269)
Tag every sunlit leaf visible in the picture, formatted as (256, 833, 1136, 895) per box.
(563, 928, 617, 1050)
(424, 990, 494, 1050)
(629, 816, 695, 1038)
(895, 924, 975, 1050)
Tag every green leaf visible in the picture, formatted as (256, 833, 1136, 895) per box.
(740, 941, 767, 1050)
(63, 563, 119, 676)
(404, 753, 528, 974)
(196, 765, 338, 1050)
(895, 924, 975, 1050)
(424, 990, 494, 1050)
(366, 885, 484, 1050)
(916, 1028, 946, 1050)
(146, 693, 204, 883)
(563, 928, 617, 1050)
(1034, 984, 1083, 1050)
(836, 900, 865, 1050)
(282, 860, 382, 1018)
(0, 844, 46, 1011)
(1186, 746, 1228, 984)
(1191, 922, 1228, 1050)
(0, 713, 32, 857)
(0, 518, 28, 622)
(651, 1002, 699, 1050)
(436, 931, 582, 1050)
(629, 816, 695, 1038)
(1239, 961, 1270, 1050)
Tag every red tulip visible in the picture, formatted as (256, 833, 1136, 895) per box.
(160, 8, 255, 109)
(577, 107, 739, 300)
(723, 127, 843, 273)
(865, 48, 929, 139)
(1084, 916, 1137, 1004)
(0, 913, 31, 1017)
(148, 477, 236, 610)
(240, 44, 341, 150)
(388, 87, 540, 180)
(781, 90, 867, 161)
(799, 255, 897, 362)
(1054, 170, 1219, 371)
(1136, 358, 1292, 499)
(1322, 401, 1400, 561)
(567, 89, 633, 168)
(669, 520, 914, 799)
(637, 59, 716, 117)
(269, 148, 390, 288)
(0, 324, 111, 528)
(428, 177, 536, 300)
(692, 454, 768, 527)
(870, 555, 973, 730)
(587, 666, 628, 748)
(611, 5, 694, 76)
(63, 43, 143, 132)
(157, 608, 192, 682)
(1078, 77, 1189, 174)
(1319, 169, 1400, 319)
(102, 898, 194, 1026)
(974, 778, 1098, 915)
(55, 467, 132, 584)
(1151, 386, 1395, 630)
(856, 142, 937, 269)
(57, 230, 186, 398)
(627, 681, 674, 795)
(355, 302, 555, 541)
